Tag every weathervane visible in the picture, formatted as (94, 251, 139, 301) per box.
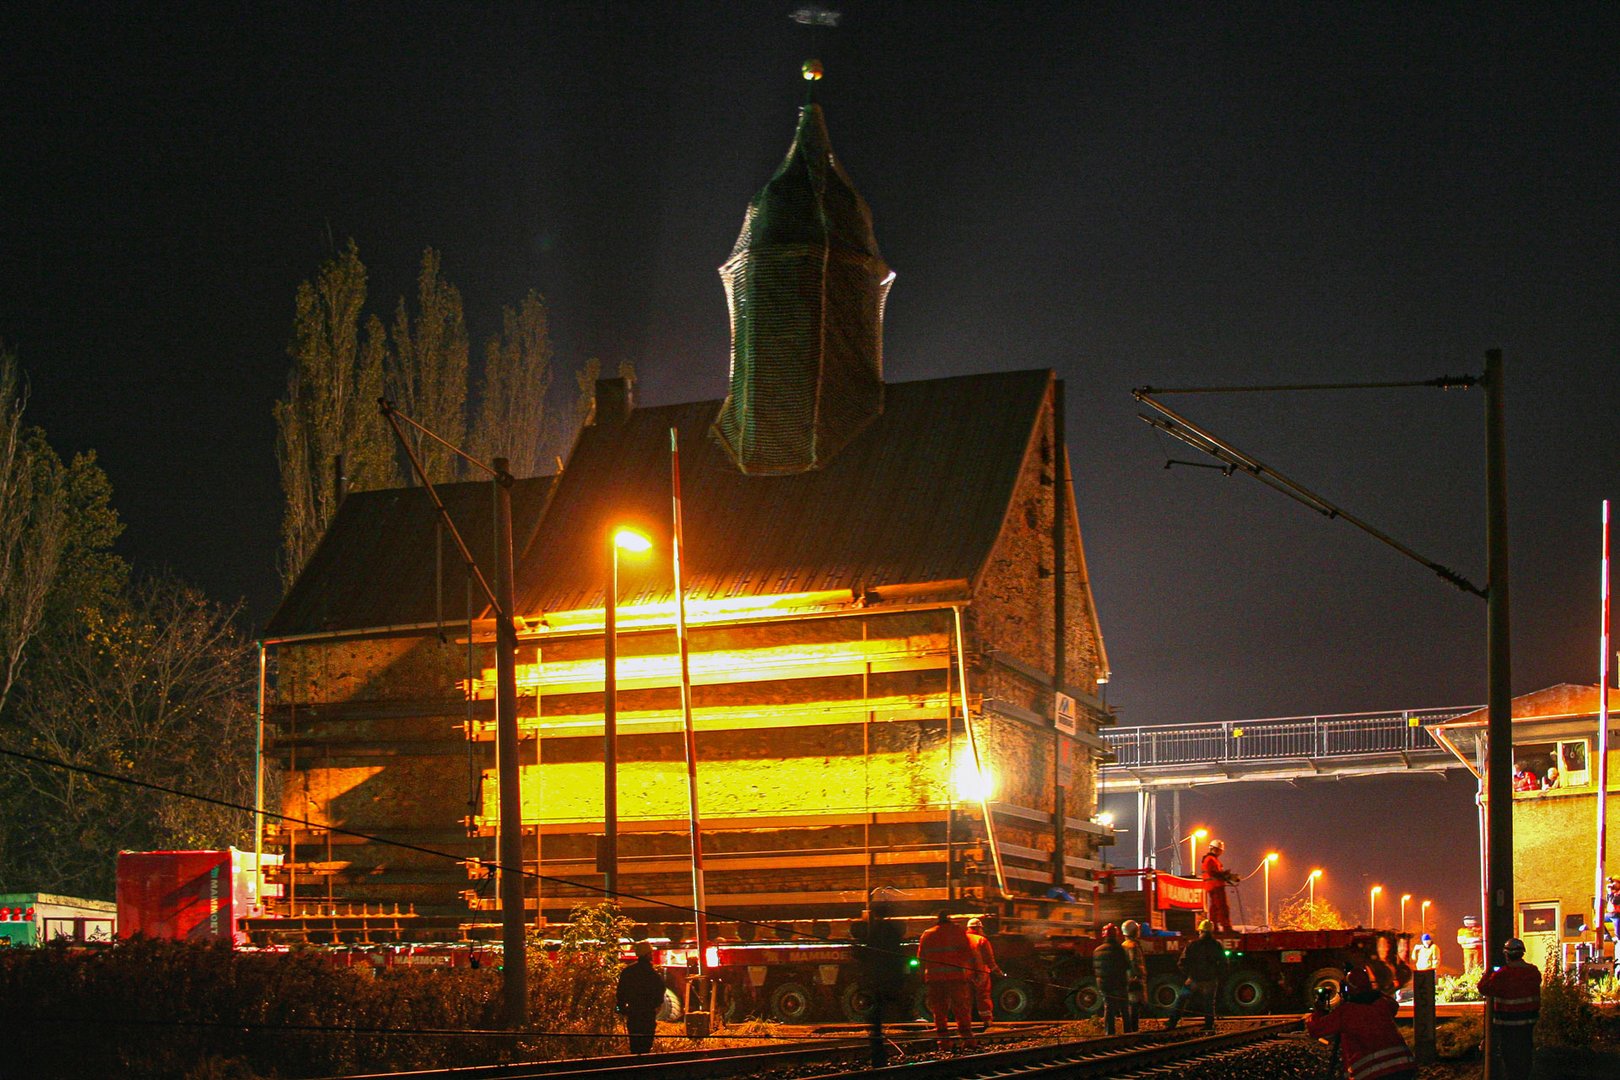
(791, 6, 840, 99)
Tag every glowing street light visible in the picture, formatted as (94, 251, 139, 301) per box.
(1188, 827, 1209, 875)
(602, 526, 652, 898)
(1370, 884, 1383, 928)
(1400, 893, 1413, 932)
(1262, 852, 1280, 928)
(1308, 868, 1323, 905)
(1421, 899, 1432, 933)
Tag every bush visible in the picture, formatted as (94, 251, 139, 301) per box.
(1434, 1013, 1483, 1059)
(1537, 961, 1596, 1048)
(1437, 967, 1482, 1002)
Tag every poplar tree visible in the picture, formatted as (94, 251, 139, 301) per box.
(469, 290, 557, 478)
(273, 240, 393, 591)
(386, 248, 469, 484)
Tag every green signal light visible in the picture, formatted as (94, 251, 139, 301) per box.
(909, 957, 920, 969)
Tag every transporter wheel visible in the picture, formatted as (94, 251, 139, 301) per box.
(1065, 976, 1103, 1018)
(839, 981, 876, 1023)
(1222, 968, 1271, 1015)
(1144, 973, 1185, 1016)
(769, 981, 815, 1023)
(993, 977, 1038, 1020)
(1303, 967, 1344, 1009)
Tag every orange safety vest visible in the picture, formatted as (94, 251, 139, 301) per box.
(1479, 961, 1541, 1026)
(965, 930, 996, 977)
(917, 921, 974, 983)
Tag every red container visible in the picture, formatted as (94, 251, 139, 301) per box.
(116, 850, 251, 944)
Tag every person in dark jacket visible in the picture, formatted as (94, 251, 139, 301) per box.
(856, 889, 909, 1067)
(1165, 919, 1227, 1030)
(616, 940, 667, 1054)
(1479, 937, 1541, 1079)
(1091, 923, 1129, 1034)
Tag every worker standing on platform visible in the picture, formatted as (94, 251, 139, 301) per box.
(918, 911, 976, 1051)
(1120, 919, 1148, 1032)
(1479, 937, 1541, 1079)
(1200, 839, 1240, 932)
(965, 917, 1002, 1028)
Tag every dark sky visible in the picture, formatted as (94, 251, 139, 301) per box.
(4, 3, 1616, 937)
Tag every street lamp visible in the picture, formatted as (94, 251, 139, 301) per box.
(602, 526, 652, 899)
(1188, 827, 1208, 875)
(1400, 893, 1412, 933)
(1263, 852, 1279, 929)
(1308, 869, 1323, 905)
(1421, 899, 1432, 933)
(1370, 884, 1383, 928)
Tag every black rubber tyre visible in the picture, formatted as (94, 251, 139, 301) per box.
(768, 981, 815, 1023)
(1222, 968, 1271, 1015)
(1144, 973, 1185, 1016)
(1065, 975, 1103, 1018)
(839, 981, 875, 1023)
(993, 977, 1038, 1020)
(1303, 966, 1344, 1009)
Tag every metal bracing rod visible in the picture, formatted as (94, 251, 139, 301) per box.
(1133, 389, 1487, 599)
(378, 399, 502, 614)
(381, 398, 500, 478)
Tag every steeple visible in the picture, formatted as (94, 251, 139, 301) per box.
(713, 67, 893, 475)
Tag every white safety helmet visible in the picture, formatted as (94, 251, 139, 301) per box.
(1121, 919, 1141, 938)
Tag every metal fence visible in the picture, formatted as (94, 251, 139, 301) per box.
(1103, 707, 1477, 770)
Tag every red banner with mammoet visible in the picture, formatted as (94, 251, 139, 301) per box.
(1154, 873, 1207, 910)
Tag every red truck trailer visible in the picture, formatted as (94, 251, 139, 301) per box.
(116, 849, 277, 944)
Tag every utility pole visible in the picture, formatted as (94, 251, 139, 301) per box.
(492, 457, 528, 1030)
(1483, 350, 1512, 1079)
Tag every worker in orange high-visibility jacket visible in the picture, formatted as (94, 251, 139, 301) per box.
(964, 917, 1002, 1027)
(1479, 937, 1541, 1079)
(1200, 839, 1240, 932)
(1306, 965, 1417, 1080)
(917, 911, 976, 1051)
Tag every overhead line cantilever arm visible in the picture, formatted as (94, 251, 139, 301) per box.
(379, 398, 503, 615)
(1132, 388, 1487, 599)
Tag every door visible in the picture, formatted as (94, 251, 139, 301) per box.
(1518, 901, 1560, 973)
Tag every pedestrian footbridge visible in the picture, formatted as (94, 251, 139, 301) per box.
(1099, 706, 1476, 793)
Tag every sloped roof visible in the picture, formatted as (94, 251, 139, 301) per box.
(264, 476, 555, 639)
(515, 368, 1053, 614)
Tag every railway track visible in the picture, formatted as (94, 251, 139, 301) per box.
(329, 1018, 1303, 1080)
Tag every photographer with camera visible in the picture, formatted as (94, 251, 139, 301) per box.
(1306, 965, 1416, 1080)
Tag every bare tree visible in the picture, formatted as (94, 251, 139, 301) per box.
(386, 248, 469, 483)
(469, 291, 558, 477)
(0, 351, 68, 715)
(274, 240, 394, 591)
(0, 576, 258, 896)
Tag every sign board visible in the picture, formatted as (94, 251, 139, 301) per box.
(1154, 873, 1208, 911)
(1054, 692, 1077, 735)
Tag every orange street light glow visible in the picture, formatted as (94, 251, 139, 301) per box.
(613, 527, 652, 552)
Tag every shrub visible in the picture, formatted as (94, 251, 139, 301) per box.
(1434, 1013, 1483, 1059)
(1536, 960, 1596, 1048)
(1437, 968, 1482, 1002)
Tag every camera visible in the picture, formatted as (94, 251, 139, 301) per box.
(1314, 986, 1332, 1007)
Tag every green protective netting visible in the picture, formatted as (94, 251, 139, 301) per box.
(713, 105, 892, 475)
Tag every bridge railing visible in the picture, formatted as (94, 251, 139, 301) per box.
(1103, 707, 1476, 769)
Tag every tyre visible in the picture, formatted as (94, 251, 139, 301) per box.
(1222, 968, 1271, 1015)
(1303, 966, 1344, 1009)
(1144, 973, 1185, 1016)
(839, 981, 875, 1023)
(1065, 975, 1103, 1018)
(993, 977, 1037, 1020)
(769, 980, 816, 1023)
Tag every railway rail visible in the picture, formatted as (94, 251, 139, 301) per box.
(328, 1017, 1303, 1080)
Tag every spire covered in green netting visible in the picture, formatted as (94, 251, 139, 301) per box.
(713, 92, 893, 475)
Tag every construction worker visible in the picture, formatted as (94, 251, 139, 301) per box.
(1200, 839, 1240, 932)
(1456, 915, 1484, 973)
(1120, 919, 1148, 1032)
(1165, 919, 1226, 1031)
(917, 911, 975, 1051)
(1092, 923, 1129, 1035)
(964, 916, 1002, 1027)
(856, 888, 908, 1067)
(1605, 877, 1620, 948)
(1306, 964, 1417, 1080)
(1479, 937, 1541, 1079)
(615, 941, 667, 1054)
(1411, 933, 1440, 972)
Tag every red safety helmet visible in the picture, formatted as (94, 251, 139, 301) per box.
(1344, 966, 1373, 994)
(1100, 922, 1120, 942)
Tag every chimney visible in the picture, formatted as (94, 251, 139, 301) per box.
(593, 377, 633, 427)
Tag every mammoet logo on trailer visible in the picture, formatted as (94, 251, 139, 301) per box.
(1155, 873, 1207, 910)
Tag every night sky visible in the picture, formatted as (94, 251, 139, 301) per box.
(5, 3, 1616, 941)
